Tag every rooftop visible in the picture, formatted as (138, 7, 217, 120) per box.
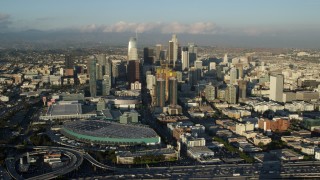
(63, 120, 158, 139)
(47, 103, 82, 116)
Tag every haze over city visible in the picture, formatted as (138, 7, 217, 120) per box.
(2, 1, 320, 180)
(1, 0, 320, 48)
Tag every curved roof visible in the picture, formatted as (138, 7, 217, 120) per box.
(63, 120, 158, 139)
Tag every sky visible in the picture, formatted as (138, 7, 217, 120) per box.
(1, 0, 320, 48)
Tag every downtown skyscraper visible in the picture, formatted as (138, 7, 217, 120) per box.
(156, 78, 166, 107)
(168, 34, 178, 68)
(128, 37, 138, 62)
(168, 77, 178, 106)
(89, 56, 97, 97)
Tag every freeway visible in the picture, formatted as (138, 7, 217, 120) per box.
(5, 146, 84, 180)
(83, 153, 116, 171)
(110, 162, 320, 179)
(5, 144, 320, 179)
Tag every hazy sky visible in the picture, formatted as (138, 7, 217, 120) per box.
(1, 0, 320, 47)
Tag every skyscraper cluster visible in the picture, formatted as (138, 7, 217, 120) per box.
(89, 54, 111, 97)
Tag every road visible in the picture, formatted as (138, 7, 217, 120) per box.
(5, 146, 83, 180)
(83, 153, 116, 171)
(5, 144, 320, 179)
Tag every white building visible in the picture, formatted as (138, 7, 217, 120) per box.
(223, 53, 228, 64)
(269, 74, 284, 102)
(0, 95, 9, 102)
(285, 101, 314, 112)
(194, 60, 203, 69)
(301, 145, 319, 155)
(181, 133, 206, 147)
(181, 49, 189, 70)
(209, 62, 216, 70)
(315, 149, 320, 160)
(229, 68, 238, 84)
(253, 134, 272, 145)
(235, 122, 254, 136)
(146, 74, 155, 91)
(128, 37, 138, 61)
(130, 81, 141, 90)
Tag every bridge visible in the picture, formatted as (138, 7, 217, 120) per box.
(83, 153, 117, 171)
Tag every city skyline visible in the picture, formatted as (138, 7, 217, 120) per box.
(1, 1, 320, 48)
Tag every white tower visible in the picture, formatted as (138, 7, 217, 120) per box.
(223, 53, 228, 64)
(269, 74, 284, 102)
(230, 68, 238, 84)
(181, 48, 189, 70)
(128, 37, 138, 61)
(168, 34, 178, 67)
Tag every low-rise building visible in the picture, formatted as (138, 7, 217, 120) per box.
(181, 133, 206, 147)
(285, 101, 314, 112)
(291, 130, 311, 138)
(258, 118, 290, 132)
(187, 146, 215, 160)
(302, 137, 320, 145)
(253, 134, 272, 146)
(238, 142, 262, 152)
(116, 148, 178, 164)
(301, 145, 319, 155)
(281, 136, 302, 143)
(296, 91, 319, 101)
(303, 118, 320, 131)
(119, 110, 139, 124)
(235, 122, 254, 136)
(270, 149, 304, 161)
(315, 149, 320, 160)
(43, 151, 62, 165)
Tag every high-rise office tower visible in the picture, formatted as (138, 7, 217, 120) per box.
(204, 83, 215, 101)
(102, 75, 111, 96)
(223, 53, 228, 64)
(128, 37, 138, 61)
(181, 47, 189, 70)
(188, 43, 197, 66)
(89, 57, 97, 97)
(156, 78, 166, 107)
(155, 44, 162, 61)
(225, 85, 238, 104)
(238, 80, 247, 100)
(169, 77, 178, 106)
(96, 63, 103, 80)
(156, 67, 177, 100)
(236, 63, 244, 79)
(159, 50, 167, 61)
(189, 67, 202, 87)
(168, 34, 178, 68)
(168, 41, 174, 64)
(64, 55, 74, 77)
(269, 74, 284, 102)
(96, 54, 111, 77)
(65, 55, 74, 69)
(127, 60, 140, 84)
(143, 47, 154, 65)
(216, 65, 224, 80)
(230, 68, 238, 84)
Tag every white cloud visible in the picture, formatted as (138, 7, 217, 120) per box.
(74, 21, 294, 38)
(79, 21, 220, 34)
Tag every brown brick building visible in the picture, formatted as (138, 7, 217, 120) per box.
(258, 118, 290, 132)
